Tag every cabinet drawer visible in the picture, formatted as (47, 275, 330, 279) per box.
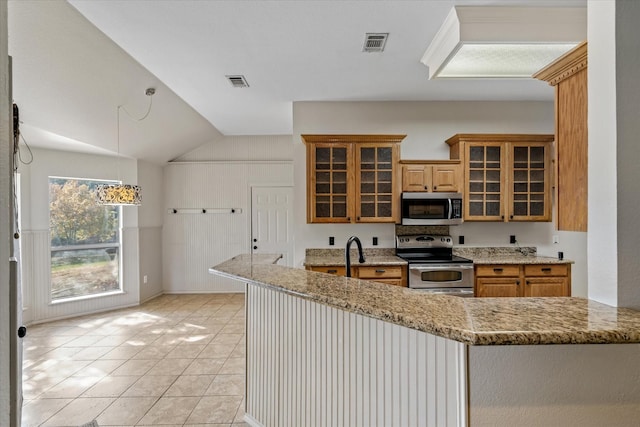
(476, 265, 520, 277)
(524, 264, 568, 277)
(309, 266, 346, 276)
(357, 265, 403, 279)
(369, 278, 405, 287)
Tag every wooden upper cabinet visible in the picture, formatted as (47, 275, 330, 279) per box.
(303, 135, 404, 224)
(401, 160, 461, 193)
(447, 134, 553, 222)
(533, 41, 588, 232)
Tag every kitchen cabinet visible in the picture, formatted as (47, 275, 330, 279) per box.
(303, 134, 404, 223)
(400, 160, 461, 193)
(306, 264, 407, 287)
(356, 265, 405, 287)
(534, 42, 588, 232)
(475, 263, 571, 298)
(446, 134, 554, 222)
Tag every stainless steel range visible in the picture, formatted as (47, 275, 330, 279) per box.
(396, 234, 474, 297)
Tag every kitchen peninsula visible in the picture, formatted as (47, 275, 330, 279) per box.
(210, 254, 640, 426)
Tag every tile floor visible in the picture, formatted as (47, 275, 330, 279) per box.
(21, 294, 248, 427)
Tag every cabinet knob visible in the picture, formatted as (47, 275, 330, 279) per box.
(501, 215, 505, 220)
(433, 186, 437, 190)
(510, 215, 514, 220)
(357, 216, 360, 221)
(424, 185, 428, 190)
(253, 238, 257, 242)
(526, 280, 530, 285)
(17, 326, 27, 338)
(253, 246, 258, 250)
(347, 217, 351, 221)
(516, 280, 520, 285)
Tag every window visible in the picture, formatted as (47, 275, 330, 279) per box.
(49, 177, 121, 301)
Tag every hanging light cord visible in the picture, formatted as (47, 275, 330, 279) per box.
(114, 88, 155, 182)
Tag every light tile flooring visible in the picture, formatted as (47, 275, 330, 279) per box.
(21, 294, 248, 427)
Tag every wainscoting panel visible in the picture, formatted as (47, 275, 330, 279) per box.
(163, 162, 293, 293)
(21, 228, 140, 324)
(246, 284, 468, 427)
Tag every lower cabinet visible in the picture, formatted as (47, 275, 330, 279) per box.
(307, 265, 407, 287)
(475, 264, 571, 297)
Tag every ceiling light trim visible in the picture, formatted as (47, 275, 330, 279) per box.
(421, 6, 587, 79)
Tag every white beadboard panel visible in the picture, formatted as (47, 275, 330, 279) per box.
(21, 228, 140, 324)
(246, 284, 468, 427)
(139, 226, 163, 302)
(174, 135, 293, 162)
(163, 162, 293, 293)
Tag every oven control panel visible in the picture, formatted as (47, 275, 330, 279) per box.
(396, 235, 453, 249)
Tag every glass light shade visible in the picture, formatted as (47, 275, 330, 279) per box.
(96, 184, 142, 206)
(436, 43, 578, 78)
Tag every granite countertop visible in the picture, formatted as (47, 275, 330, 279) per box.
(304, 248, 407, 267)
(454, 247, 574, 265)
(210, 254, 640, 346)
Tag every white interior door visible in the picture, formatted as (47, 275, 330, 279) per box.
(251, 186, 294, 266)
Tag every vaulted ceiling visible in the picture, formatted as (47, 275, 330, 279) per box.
(7, 0, 586, 164)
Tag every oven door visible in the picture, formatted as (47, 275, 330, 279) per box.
(408, 263, 474, 290)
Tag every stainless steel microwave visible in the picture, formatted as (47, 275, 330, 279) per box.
(401, 192, 463, 225)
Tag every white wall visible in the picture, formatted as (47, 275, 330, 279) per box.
(469, 343, 640, 425)
(137, 160, 163, 302)
(614, 0, 640, 309)
(162, 135, 293, 293)
(1, 1, 12, 422)
(293, 101, 588, 296)
(587, 0, 617, 306)
(18, 148, 141, 323)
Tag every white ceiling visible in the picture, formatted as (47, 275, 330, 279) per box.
(8, 0, 586, 164)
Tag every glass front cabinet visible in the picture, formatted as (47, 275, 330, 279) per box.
(447, 134, 553, 222)
(303, 135, 404, 224)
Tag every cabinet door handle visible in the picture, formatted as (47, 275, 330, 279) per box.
(347, 217, 351, 221)
(541, 268, 552, 272)
(253, 246, 258, 250)
(327, 269, 338, 274)
(424, 185, 428, 190)
(516, 280, 520, 285)
(357, 216, 360, 221)
(493, 268, 503, 273)
(510, 215, 514, 219)
(375, 269, 386, 273)
(433, 186, 437, 190)
(526, 280, 530, 285)
(501, 215, 505, 220)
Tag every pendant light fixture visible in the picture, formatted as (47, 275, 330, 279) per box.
(96, 88, 155, 206)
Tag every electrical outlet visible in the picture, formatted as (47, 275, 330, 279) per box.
(510, 235, 517, 244)
(553, 235, 560, 244)
(329, 236, 334, 246)
(143, 275, 148, 284)
(373, 237, 378, 246)
(458, 235, 465, 245)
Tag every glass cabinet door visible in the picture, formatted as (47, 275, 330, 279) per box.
(311, 143, 352, 222)
(355, 144, 396, 222)
(466, 143, 504, 220)
(510, 143, 550, 221)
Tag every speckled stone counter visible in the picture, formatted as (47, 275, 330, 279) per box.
(210, 254, 640, 346)
(454, 246, 574, 265)
(303, 248, 407, 267)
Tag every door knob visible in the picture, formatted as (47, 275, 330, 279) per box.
(17, 326, 27, 338)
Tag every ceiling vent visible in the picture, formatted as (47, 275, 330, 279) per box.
(363, 33, 388, 53)
(226, 75, 250, 88)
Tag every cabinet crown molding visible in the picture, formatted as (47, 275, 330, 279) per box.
(445, 134, 554, 146)
(302, 134, 406, 144)
(533, 41, 587, 86)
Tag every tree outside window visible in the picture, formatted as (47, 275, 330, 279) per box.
(49, 177, 121, 301)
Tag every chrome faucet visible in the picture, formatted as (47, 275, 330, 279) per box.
(345, 236, 366, 277)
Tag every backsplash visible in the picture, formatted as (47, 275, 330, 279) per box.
(395, 225, 450, 236)
(306, 248, 396, 257)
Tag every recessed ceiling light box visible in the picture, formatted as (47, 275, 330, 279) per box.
(421, 6, 586, 79)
